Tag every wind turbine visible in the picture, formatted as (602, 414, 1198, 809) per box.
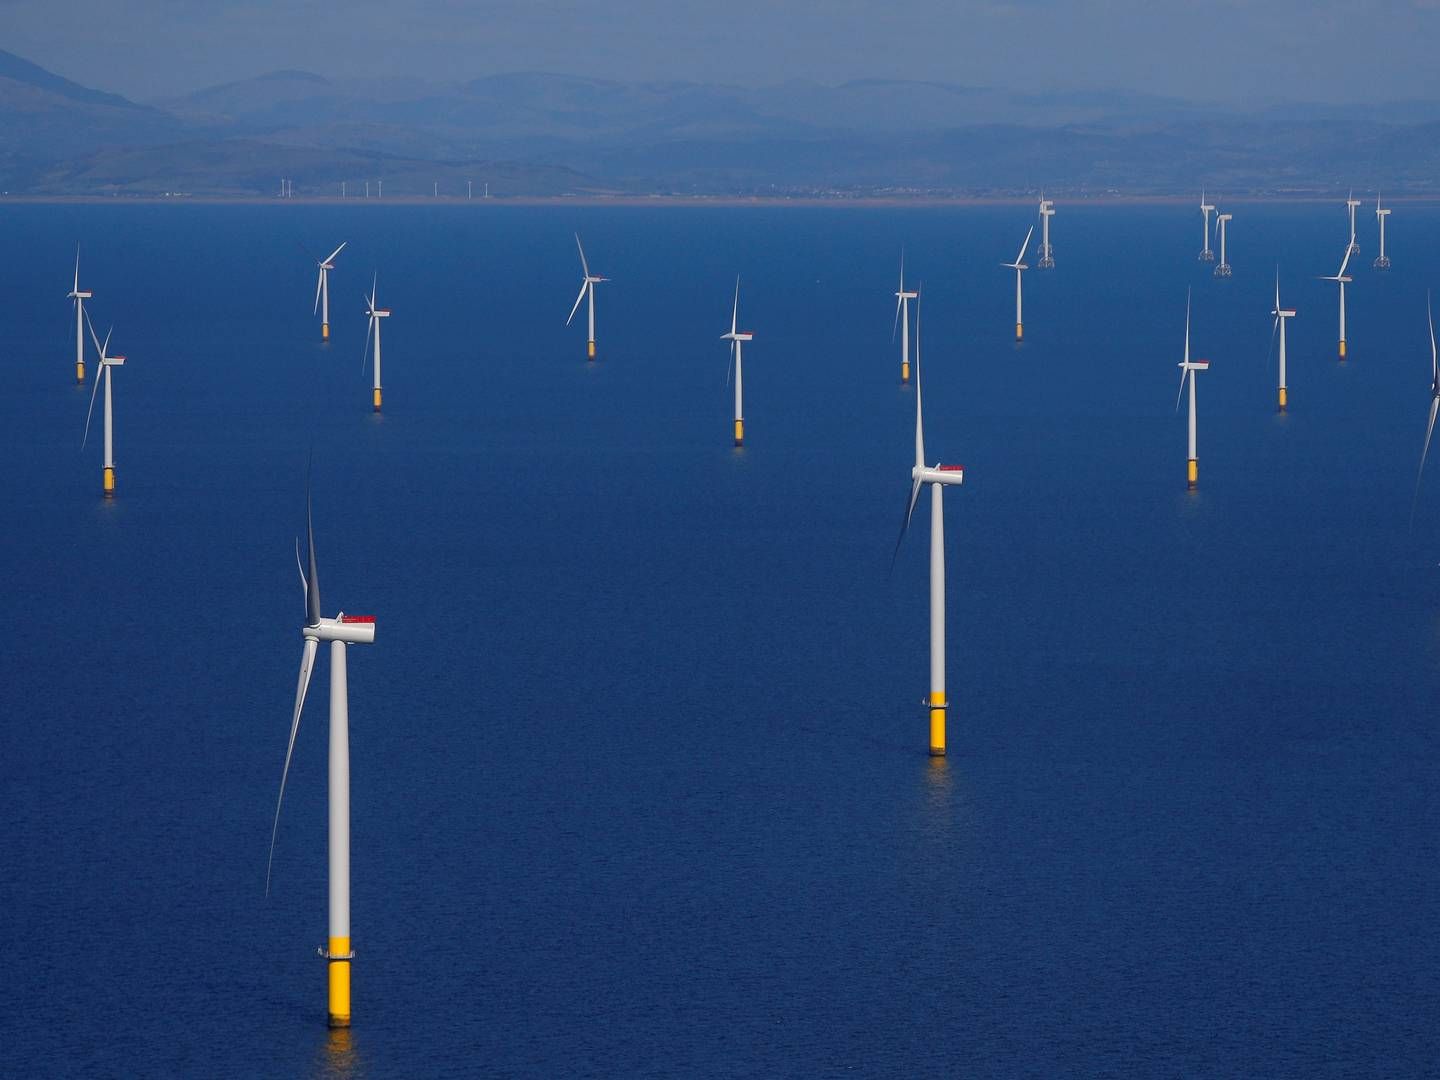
(1321, 242, 1353, 360)
(566, 234, 608, 360)
(1199, 192, 1216, 262)
(67, 248, 92, 383)
(720, 277, 754, 446)
(893, 252, 918, 384)
(1375, 193, 1392, 270)
(1213, 211, 1233, 277)
(1174, 290, 1210, 489)
(362, 275, 391, 412)
(1038, 195, 1055, 269)
(891, 290, 965, 756)
(1002, 226, 1034, 341)
(266, 487, 377, 1030)
(81, 311, 125, 497)
(1411, 294, 1439, 526)
(313, 242, 347, 340)
(1271, 270, 1297, 412)
(1346, 191, 1362, 255)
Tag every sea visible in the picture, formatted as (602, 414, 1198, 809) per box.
(2, 200, 1438, 1077)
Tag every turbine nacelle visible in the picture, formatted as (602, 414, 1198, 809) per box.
(1179, 358, 1210, 372)
(721, 331, 754, 342)
(303, 614, 378, 645)
(69, 290, 93, 300)
(913, 464, 965, 487)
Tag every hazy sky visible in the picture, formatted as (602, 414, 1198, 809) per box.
(5, 0, 1437, 103)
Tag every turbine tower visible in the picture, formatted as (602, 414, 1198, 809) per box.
(1174, 290, 1210, 488)
(1213, 211, 1232, 278)
(1374, 193, 1392, 270)
(1271, 270, 1297, 413)
(1038, 195, 1055, 268)
(313, 242, 347, 340)
(1198, 192, 1216, 262)
(893, 252, 918, 384)
(720, 277, 754, 446)
(1346, 191, 1362, 256)
(267, 489, 377, 1030)
(1002, 226, 1034, 341)
(81, 312, 125, 497)
(363, 275, 391, 412)
(891, 290, 965, 757)
(1321, 243, 1354, 360)
(67, 248, 92, 384)
(566, 234, 608, 360)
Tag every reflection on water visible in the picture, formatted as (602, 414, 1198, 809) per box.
(315, 1027, 363, 1080)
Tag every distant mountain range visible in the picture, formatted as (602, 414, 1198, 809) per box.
(2, 48, 1438, 198)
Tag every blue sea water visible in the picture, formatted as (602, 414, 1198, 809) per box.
(2, 200, 1440, 1077)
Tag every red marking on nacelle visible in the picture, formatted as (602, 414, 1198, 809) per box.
(341, 615, 376, 623)
(939, 465, 965, 472)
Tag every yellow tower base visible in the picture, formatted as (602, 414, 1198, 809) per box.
(587, 340, 596, 360)
(1015, 323, 1024, 342)
(373, 387, 382, 411)
(1278, 387, 1287, 412)
(1338, 339, 1347, 360)
(928, 691, 946, 756)
(328, 936, 351, 1029)
(322, 323, 330, 341)
(734, 419, 744, 446)
(75, 360, 85, 383)
(1187, 458, 1198, 489)
(103, 466, 115, 497)
(901, 361, 910, 384)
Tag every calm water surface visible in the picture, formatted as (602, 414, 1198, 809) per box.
(2, 201, 1439, 1077)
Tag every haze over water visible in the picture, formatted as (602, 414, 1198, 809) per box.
(3, 202, 1439, 1076)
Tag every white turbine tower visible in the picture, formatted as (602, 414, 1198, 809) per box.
(1411, 294, 1439, 525)
(1174, 290, 1210, 489)
(313, 242, 347, 340)
(267, 489, 377, 1030)
(1038, 195, 1055, 268)
(1321, 242, 1354, 360)
(1199, 191, 1216, 262)
(1375, 193, 1392, 270)
(891, 290, 965, 757)
(362, 275, 391, 412)
(1213, 211, 1233, 278)
(720, 277, 754, 446)
(566, 233, 608, 360)
(1271, 270, 1297, 413)
(893, 252, 918, 385)
(1346, 191, 1362, 255)
(81, 311, 125, 497)
(1002, 226, 1034, 341)
(67, 248, 92, 384)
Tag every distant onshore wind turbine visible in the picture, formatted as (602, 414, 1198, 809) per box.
(1321, 243, 1353, 360)
(1002, 225, 1034, 341)
(1375, 194, 1392, 270)
(891, 290, 965, 757)
(567, 234, 608, 360)
(1199, 192, 1216, 262)
(68, 249, 92, 383)
(893, 253, 917, 384)
(314, 242, 347, 341)
(267, 489, 377, 1030)
(363, 276, 390, 412)
(721, 277, 754, 446)
(1213, 211, 1232, 277)
(1174, 290, 1209, 489)
(1271, 270, 1297, 412)
(81, 311, 125, 497)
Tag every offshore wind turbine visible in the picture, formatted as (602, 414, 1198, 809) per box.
(1411, 294, 1439, 525)
(1213, 211, 1233, 277)
(1321, 242, 1354, 360)
(566, 234, 608, 360)
(1375, 193, 1392, 270)
(891, 290, 965, 756)
(313, 242, 347, 340)
(1199, 192, 1216, 262)
(893, 252, 918, 384)
(1346, 191, 1362, 255)
(1002, 225, 1034, 341)
(720, 277, 754, 446)
(1174, 290, 1210, 489)
(1038, 195, 1055, 268)
(1271, 270, 1297, 412)
(67, 248, 92, 383)
(362, 275, 391, 412)
(267, 488, 377, 1030)
(81, 311, 125, 497)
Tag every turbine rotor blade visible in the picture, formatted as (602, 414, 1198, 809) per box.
(1174, 367, 1188, 414)
(566, 282, 587, 326)
(314, 269, 324, 316)
(575, 233, 590, 278)
(305, 486, 322, 626)
(324, 241, 347, 265)
(731, 277, 740, 337)
(889, 477, 924, 575)
(266, 635, 319, 896)
(1413, 394, 1440, 529)
(726, 339, 734, 386)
